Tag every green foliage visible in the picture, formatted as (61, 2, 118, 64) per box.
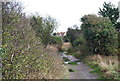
(73, 35, 90, 56)
(50, 36, 62, 46)
(67, 48, 77, 54)
(81, 14, 118, 55)
(0, 47, 6, 58)
(119, 32, 120, 48)
(73, 35, 85, 47)
(66, 32, 89, 57)
(99, 2, 119, 31)
(49, 36, 63, 51)
(30, 15, 58, 47)
(66, 27, 81, 47)
(2, 1, 67, 79)
(88, 64, 104, 79)
(68, 62, 77, 65)
(84, 55, 119, 79)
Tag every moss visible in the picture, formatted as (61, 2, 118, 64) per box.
(68, 62, 77, 65)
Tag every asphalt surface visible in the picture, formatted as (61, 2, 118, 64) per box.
(61, 53, 98, 79)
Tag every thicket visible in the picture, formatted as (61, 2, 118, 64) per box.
(66, 27, 81, 47)
(81, 14, 118, 56)
(1, 2, 67, 79)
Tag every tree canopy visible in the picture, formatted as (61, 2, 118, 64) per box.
(81, 14, 118, 55)
(30, 15, 58, 47)
(98, 2, 119, 31)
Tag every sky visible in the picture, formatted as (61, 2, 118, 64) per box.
(19, 0, 119, 32)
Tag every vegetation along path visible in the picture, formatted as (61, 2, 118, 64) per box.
(61, 52, 98, 79)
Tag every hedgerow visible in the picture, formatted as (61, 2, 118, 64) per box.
(1, 2, 68, 79)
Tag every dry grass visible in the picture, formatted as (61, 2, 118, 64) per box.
(24, 45, 69, 79)
(61, 42, 71, 51)
(46, 45, 58, 52)
(87, 54, 118, 79)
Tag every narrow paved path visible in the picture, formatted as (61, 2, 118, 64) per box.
(67, 63, 98, 79)
(61, 52, 98, 79)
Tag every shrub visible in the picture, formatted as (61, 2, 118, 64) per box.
(49, 36, 63, 51)
(81, 14, 118, 56)
(2, 2, 68, 79)
(66, 27, 81, 46)
(69, 34, 90, 57)
(50, 36, 62, 46)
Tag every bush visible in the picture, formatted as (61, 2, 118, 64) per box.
(71, 34, 90, 57)
(49, 36, 63, 51)
(50, 36, 62, 46)
(2, 2, 68, 79)
(66, 27, 81, 46)
(81, 14, 118, 56)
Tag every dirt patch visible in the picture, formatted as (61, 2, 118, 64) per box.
(61, 42, 71, 50)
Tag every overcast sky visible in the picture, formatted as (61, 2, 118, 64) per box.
(20, 0, 119, 32)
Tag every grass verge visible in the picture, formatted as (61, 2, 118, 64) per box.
(82, 55, 119, 80)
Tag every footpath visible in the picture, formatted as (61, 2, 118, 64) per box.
(61, 52, 98, 79)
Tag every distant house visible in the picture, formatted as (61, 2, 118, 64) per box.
(56, 32, 66, 37)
